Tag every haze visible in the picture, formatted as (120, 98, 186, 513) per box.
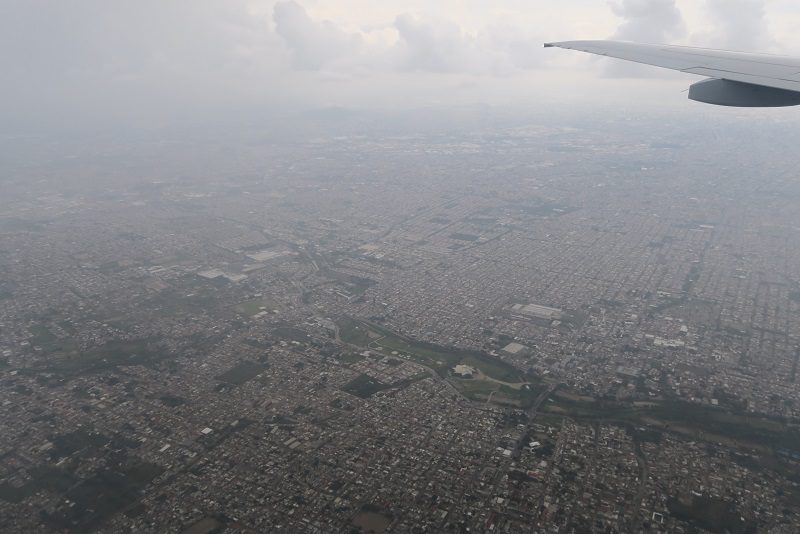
(4, 2, 800, 533)
(3, 0, 800, 133)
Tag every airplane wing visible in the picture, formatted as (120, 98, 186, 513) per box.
(544, 40, 800, 107)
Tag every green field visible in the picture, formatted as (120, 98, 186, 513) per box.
(345, 276, 375, 297)
(451, 378, 499, 400)
(338, 318, 523, 383)
(29, 325, 78, 354)
(338, 319, 377, 347)
(159, 395, 187, 407)
(28, 339, 164, 380)
(272, 326, 311, 342)
(0, 466, 76, 503)
(148, 288, 222, 318)
(343, 374, 389, 398)
(543, 394, 800, 454)
(337, 351, 365, 364)
(1, 428, 162, 534)
(216, 361, 268, 385)
(667, 496, 754, 534)
(42, 462, 163, 532)
(342, 372, 427, 399)
(235, 296, 280, 317)
(453, 379, 539, 407)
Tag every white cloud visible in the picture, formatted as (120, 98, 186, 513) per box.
(270, 5, 543, 76)
(610, 0, 685, 43)
(605, 0, 686, 77)
(0, 0, 799, 132)
(273, 1, 362, 70)
(390, 14, 535, 75)
(704, 0, 774, 51)
(0, 0, 289, 129)
(392, 14, 462, 73)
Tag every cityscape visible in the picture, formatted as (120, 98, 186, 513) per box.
(2, 110, 800, 532)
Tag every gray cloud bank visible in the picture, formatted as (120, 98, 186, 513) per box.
(0, 0, 287, 130)
(0, 0, 787, 132)
(272, 1, 542, 75)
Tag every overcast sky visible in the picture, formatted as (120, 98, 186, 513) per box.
(2, 0, 800, 132)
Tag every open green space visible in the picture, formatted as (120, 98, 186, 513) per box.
(42, 462, 163, 533)
(338, 318, 523, 383)
(513, 200, 577, 217)
(342, 372, 427, 399)
(158, 395, 187, 407)
(649, 401, 800, 451)
(667, 496, 755, 534)
(29, 325, 78, 354)
(533, 413, 565, 429)
(343, 374, 388, 398)
(48, 429, 111, 460)
(184, 518, 224, 534)
(216, 361, 268, 385)
(352, 503, 394, 532)
(30, 339, 164, 380)
(272, 326, 311, 342)
(543, 393, 800, 455)
(323, 270, 376, 297)
(453, 379, 539, 406)
(148, 285, 228, 319)
(0, 466, 76, 503)
(452, 379, 496, 398)
(1, 428, 160, 532)
(337, 351, 365, 364)
(338, 319, 376, 346)
(344, 276, 375, 297)
(234, 296, 280, 317)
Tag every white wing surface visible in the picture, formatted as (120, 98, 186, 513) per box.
(545, 40, 800, 107)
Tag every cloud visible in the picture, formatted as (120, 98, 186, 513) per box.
(704, 0, 774, 51)
(390, 16, 542, 75)
(270, 5, 543, 77)
(0, 1, 275, 82)
(5, 0, 791, 133)
(273, 1, 362, 70)
(610, 0, 685, 42)
(0, 0, 286, 130)
(391, 14, 504, 74)
(0, 0, 552, 132)
(392, 14, 459, 72)
(605, 0, 685, 77)
(486, 23, 545, 71)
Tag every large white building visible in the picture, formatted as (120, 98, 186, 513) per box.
(511, 303, 563, 320)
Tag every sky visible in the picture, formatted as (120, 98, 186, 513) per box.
(2, 0, 800, 133)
